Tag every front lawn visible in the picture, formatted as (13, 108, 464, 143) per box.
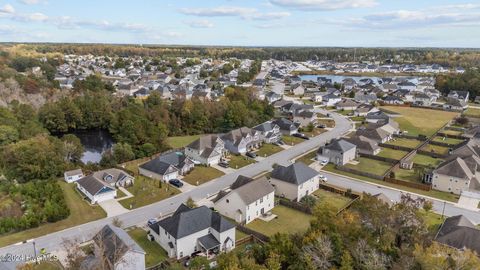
(228, 155, 256, 169)
(412, 154, 443, 167)
(432, 136, 464, 145)
(345, 157, 393, 176)
(255, 144, 283, 157)
(303, 128, 327, 137)
(166, 134, 202, 149)
(246, 205, 314, 236)
(0, 181, 106, 247)
(385, 138, 422, 149)
(316, 119, 335, 128)
(282, 135, 306, 146)
(377, 148, 409, 160)
(381, 106, 458, 136)
(350, 116, 365, 122)
(337, 110, 354, 116)
(296, 151, 317, 165)
(127, 228, 168, 267)
(313, 189, 352, 211)
(182, 166, 225, 186)
(119, 176, 180, 209)
(421, 144, 450, 155)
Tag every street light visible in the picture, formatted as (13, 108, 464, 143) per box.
(32, 240, 38, 265)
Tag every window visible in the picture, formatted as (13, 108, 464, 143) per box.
(260, 198, 263, 203)
(226, 199, 229, 203)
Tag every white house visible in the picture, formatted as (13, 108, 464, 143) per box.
(185, 135, 226, 165)
(322, 93, 342, 107)
(214, 176, 275, 224)
(148, 204, 236, 259)
(76, 175, 117, 204)
(64, 169, 84, 183)
(318, 139, 357, 166)
(139, 152, 194, 181)
(269, 162, 320, 202)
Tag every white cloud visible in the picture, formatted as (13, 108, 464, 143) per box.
(0, 4, 15, 14)
(179, 6, 289, 20)
(18, 0, 42, 4)
(269, 0, 377, 10)
(247, 11, 290, 20)
(184, 19, 214, 28)
(13, 12, 48, 22)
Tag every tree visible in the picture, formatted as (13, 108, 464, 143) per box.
(423, 200, 433, 213)
(456, 116, 469, 126)
(0, 125, 19, 145)
(414, 242, 480, 270)
(185, 197, 197, 208)
(302, 234, 333, 270)
(339, 251, 354, 270)
(189, 256, 210, 270)
(61, 134, 84, 162)
(112, 143, 135, 163)
(300, 195, 317, 208)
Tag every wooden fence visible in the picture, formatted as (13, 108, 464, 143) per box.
(278, 198, 313, 214)
(379, 143, 416, 153)
(384, 177, 431, 191)
(236, 225, 270, 243)
(336, 165, 386, 180)
(359, 152, 400, 163)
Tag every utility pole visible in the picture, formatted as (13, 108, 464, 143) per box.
(441, 201, 446, 220)
(32, 240, 38, 264)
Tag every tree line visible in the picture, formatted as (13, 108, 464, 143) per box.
(435, 69, 480, 99)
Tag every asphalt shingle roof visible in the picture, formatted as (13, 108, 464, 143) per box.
(271, 162, 319, 185)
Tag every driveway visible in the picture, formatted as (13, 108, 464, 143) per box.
(211, 163, 236, 174)
(175, 178, 197, 193)
(98, 199, 129, 217)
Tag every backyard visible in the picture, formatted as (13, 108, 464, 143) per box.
(464, 107, 480, 118)
(441, 129, 463, 136)
(246, 205, 315, 236)
(119, 176, 180, 209)
(313, 189, 352, 211)
(345, 157, 393, 176)
(385, 137, 422, 149)
(255, 144, 283, 157)
(381, 106, 458, 136)
(182, 166, 225, 186)
(166, 134, 202, 149)
(0, 181, 106, 247)
(431, 136, 464, 145)
(412, 154, 444, 167)
(127, 227, 168, 267)
(377, 148, 409, 160)
(421, 144, 450, 155)
(394, 168, 422, 183)
(228, 155, 256, 169)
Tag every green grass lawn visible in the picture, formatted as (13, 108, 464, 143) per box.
(350, 116, 365, 122)
(337, 110, 354, 116)
(382, 106, 458, 136)
(127, 228, 168, 267)
(182, 166, 225, 186)
(316, 119, 335, 128)
(0, 181, 106, 247)
(166, 134, 202, 149)
(255, 144, 283, 157)
(421, 144, 450, 155)
(119, 176, 180, 209)
(412, 154, 443, 167)
(282, 135, 306, 146)
(303, 128, 327, 137)
(246, 205, 314, 236)
(385, 138, 422, 148)
(464, 108, 480, 118)
(441, 129, 463, 136)
(236, 229, 249, 240)
(432, 136, 464, 145)
(378, 148, 409, 160)
(228, 155, 256, 169)
(313, 189, 352, 211)
(394, 168, 422, 183)
(322, 164, 459, 202)
(296, 151, 317, 165)
(116, 188, 127, 198)
(345, 157, 393, 176)
(420, 210, 445, 232)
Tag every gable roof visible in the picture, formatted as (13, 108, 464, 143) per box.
(271, 162, 319, 185)
(77, 175, 115, 196)
(323, 139, 356, 153)
(139, 158, 178, 176)
(435, 215, 480, 254)
(434, 157, 476, 180)
(187, 135, 222, 151)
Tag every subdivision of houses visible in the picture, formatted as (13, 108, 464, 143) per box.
(269, 162, 320, 202)
(185, 135, 226, 165)
(221, 127, 262, 154)
(317, 138, 357, 165)
(253, 121, 282, 143)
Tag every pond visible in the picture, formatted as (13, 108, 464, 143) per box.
(71, 129, 114, 164)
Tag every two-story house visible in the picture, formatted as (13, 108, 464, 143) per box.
(269, 162, 320, 202)
(431, 156, 480, 195)
(317, 139, 357, 165)
(252, 121, 281, 143)
(221, 127, 261, 154)
(214, 176, 275, 224)
(185, 135, 226, 165)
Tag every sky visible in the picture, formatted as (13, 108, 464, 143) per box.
(0, 0, 480, 47)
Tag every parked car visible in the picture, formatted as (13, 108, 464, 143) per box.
(147, 218, 157, 226)
(169, 179, 184, 188)
(246, 151, 257, 158)
(320, 159, 328, 166)
(218, 161, 229, 168)
(293, 133, 309, 140)
(317, 124, 326, 129)
(277, 140, 285, 145)
(319, 175, 328, 182)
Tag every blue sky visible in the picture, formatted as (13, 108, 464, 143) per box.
(0, 0, 479, 47)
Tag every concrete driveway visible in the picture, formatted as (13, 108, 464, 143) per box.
(176, 179, 197, 193)
(98, 199, 129, 217)
(211, 163, 237, 174)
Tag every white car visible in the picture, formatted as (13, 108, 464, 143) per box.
(319, 175, 328, 182)
(320, 159, 328, 166)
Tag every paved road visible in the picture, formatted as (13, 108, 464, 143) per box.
(0, 110, 351, 269)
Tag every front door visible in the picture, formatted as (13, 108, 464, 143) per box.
(260, 208, 264, 215)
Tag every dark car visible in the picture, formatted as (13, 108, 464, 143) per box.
(169, 179, 183, 188)
(147, 218, 157, 226)
(246, 151, 257, 158)
(317, 124, 326, 129)
(218, 161, 229, 168)
(293, 133, 309, 140)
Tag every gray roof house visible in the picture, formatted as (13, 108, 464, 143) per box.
(269, 162, 320, 202)
(318, 138, 357, 166)
(81, 224, 146, 270)
(345, 135, 381, 155)
(448, 91, 470, 103)
(185, 135, 225, 165)
(273, 118, 299, 135)
(148, 204, 236, 259)
(221, 127, 262, 154)
(76, 175, 117, 204)
(253, 121, 281, 143)
(435, 215, 480, 254)
(431, 155, 480, 195)
(139, 152, 194, 181)
(92, 168, 134, 188)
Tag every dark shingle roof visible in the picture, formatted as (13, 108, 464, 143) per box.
(77, 175, 114, 196)
(323, 139, 356, 153)
(435, 215, 480, 254)
(139, 158, 178, 175)
(271, 162, 319, 185)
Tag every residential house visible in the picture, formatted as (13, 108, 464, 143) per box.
(253, 121, 281, 143)
(93, 168, 135, 188)
(76, 175, 117, 204)
(148, 204, 236, 259)
(269, 162, 320, 202)
(139, 152, 194, 181)
(64, 169, 84, 183)
(413, 92, 434, 106)
(214, 176, 275, 224)
(383, 95, 404, 105)
(81, 224, 146, 270)
(335, 99, 360, 111)
(365, 111, 390, 123)
(431, 156, 480, 195)
(292, 110, 316, 128)
(434, 215, 480, 254)
(448, 91, 470, 103)
(290, 83, 305, 96)
(354, 91, 377, 104)
(443, 97, 468, 111)
(318, 139, 357, 165)
(221, 127, 261, 154)
(311, 92, 328, 103)
(322, 93, 342, 106)
(185, 135, 226, 165)
(265, 92, 282, 104)
(273, 118, 299, 135)
(397, 81, 417, 91)
(345, 135, 381, 155)
(354, 103, 376, 116)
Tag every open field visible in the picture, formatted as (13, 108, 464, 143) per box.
(378, 148, 409, 160)
(282, 135, 305, 146)
(127, 227, 168, 267)
(432, 136, 464, 145)
(246, 205, 314, 236)
(119, 176, 180, 209)
(0, 181, 106, 247)
(322, 164, 459, 202)
(314, 189, 352, 211)
(385, 137, 422, 148)
(421, 144, 450, 155)
(382, 106, 458, 136)
(412, 154, 444, 167)
(182, 166, 225, 186)
(228, 155, 256, 169)
(166, 134, 202, 149)
(345, 157, 392, 176)
(255, 144, 283, 157)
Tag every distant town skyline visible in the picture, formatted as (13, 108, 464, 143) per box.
(0, 0, 479, 48)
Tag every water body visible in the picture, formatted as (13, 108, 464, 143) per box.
(71, 129, 114, 164)
(299, 74, 420, 85)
